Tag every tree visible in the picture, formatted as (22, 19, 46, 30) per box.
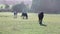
(5, 4, 9, 9)
(12, 2, 26, 12)
(31, 0, 60, 13)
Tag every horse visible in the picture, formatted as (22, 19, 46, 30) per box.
(21, 12, 28, 19)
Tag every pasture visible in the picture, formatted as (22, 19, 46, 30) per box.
(0, 12, 60, 34)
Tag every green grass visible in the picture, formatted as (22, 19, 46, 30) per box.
(0, 12, 60, 34)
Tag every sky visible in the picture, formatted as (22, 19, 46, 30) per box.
(0, 0, 32, 1)
(0, 0, 32, 5)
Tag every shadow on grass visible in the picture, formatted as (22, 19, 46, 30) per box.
(0, 32, 2, 34)
(40, 24, 47, 27)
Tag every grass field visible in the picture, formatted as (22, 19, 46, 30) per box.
(0, 12, 60, 34)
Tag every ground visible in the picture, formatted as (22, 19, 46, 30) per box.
(0, 12, 60, 34)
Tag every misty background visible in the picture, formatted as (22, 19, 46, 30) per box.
(0, 0, 60, 14)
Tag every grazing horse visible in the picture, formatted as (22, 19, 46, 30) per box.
(21, 12, 28, 19)
(38, 12, 44, 25)
(14, 11, 18, 18)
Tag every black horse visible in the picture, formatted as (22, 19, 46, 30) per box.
(21, 12, 28, 19)
(38, 12, 46, 26)
(38, 12, 44, 24)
